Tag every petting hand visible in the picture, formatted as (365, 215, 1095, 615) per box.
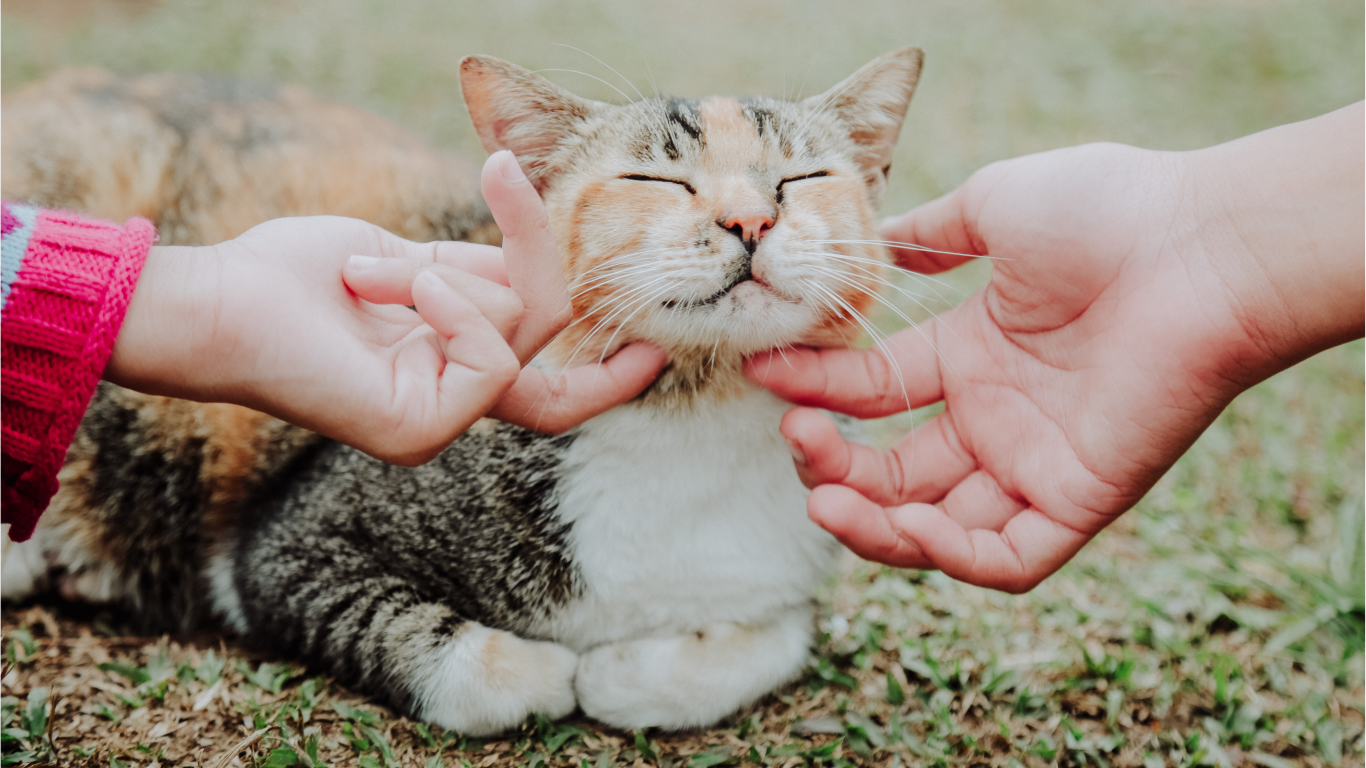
(108, 150, 667, 465)
(746, 104, 1363, 592)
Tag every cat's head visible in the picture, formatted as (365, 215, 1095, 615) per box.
(460, 48, 923, 397)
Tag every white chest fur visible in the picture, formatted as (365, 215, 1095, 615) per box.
(531, 382, 839, 653)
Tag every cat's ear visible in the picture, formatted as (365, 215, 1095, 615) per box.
(460, 55, 603, 190)
(803, 47, 924, 205)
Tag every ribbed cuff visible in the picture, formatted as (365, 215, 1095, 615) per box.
(2, 209, 155, 541)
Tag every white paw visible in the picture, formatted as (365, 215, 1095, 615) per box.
(0, 535, 49, 601)
(576, 633, 696, 729)
(414, 623, 578, 736)
(577, 622, 796, 730)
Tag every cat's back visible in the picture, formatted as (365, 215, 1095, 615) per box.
(1, 68, 499, 245)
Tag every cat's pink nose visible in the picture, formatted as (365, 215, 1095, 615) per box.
(720, 211, 775, 246)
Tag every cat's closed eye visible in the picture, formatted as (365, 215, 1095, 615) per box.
(776, 171, 830, 204)
(620, 174, 696, 195)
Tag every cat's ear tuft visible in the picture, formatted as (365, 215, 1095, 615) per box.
(460, 55, 601, 190)
(804, 47, 924, 205)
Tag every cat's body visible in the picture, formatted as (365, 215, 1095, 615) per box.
(214, 384, 829, 731)
(2, 49, 924, 733)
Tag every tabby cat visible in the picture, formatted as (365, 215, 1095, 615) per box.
(1, 47, 924, 734)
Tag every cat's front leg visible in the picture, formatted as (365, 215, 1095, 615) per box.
(574, 605, 813, 729)
(414, 622, 579, 736)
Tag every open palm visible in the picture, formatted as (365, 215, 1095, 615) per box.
(747, 143, 1266, 592)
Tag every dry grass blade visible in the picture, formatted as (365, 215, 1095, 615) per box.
(208, 726, 273, 768)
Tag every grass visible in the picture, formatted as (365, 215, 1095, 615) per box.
(2, 1, 1363, 766)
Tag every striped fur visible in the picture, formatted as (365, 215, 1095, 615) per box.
(1, 48, 925, 733)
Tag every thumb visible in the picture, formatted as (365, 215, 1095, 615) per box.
(879, 182, 985, 274)
(482, 150, 572, 363)
(489, 342, 668, 434)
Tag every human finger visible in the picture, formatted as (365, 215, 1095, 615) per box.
(780, 409, 975, 505)
(806, 485, 933, 569)
(488, 342, 668, 434)
(343, 250, 508, 306)
(743, 324, 945, 419)
(878, 190, 983, 274)
(415, 265, 523, 343)
(482, 150, 572, 362)
(884, 503, 1092, 593)
(384, 271, 521, 464)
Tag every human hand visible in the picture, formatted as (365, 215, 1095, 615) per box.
(108, 151, 667, 465)
(747, 106, 1363, 592)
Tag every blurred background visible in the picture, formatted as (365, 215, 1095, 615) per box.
(2, 2, 1362, 765)
(5, 0, 1362, 214)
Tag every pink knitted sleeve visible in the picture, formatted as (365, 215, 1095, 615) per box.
(2, 204, 156, 541)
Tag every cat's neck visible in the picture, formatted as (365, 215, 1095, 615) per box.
(635, 348, 750, 409)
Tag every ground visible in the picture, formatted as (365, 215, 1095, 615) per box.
(2, 1, 1363, 766)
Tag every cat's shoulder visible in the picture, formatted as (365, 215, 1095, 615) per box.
(1, 68, 498, 245)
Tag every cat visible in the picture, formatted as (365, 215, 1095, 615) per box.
(0, 68, 500, 247)
(1, 47, 924, 734)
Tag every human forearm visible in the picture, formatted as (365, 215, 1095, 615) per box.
(1186, 101, 1364, 385)
(105, 245, 226, 398)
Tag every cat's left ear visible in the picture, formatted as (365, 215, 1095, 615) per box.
(804, 47, 924, 206)
(460, 55, 605, 191)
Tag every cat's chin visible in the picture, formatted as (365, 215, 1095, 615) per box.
(726, 279, 785, 304)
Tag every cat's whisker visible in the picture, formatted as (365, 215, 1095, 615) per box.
(809, 238, 1008, 262)
(569, 248, 687, 298)
(806, 252, 953, 311)
(799, 279, 911, 410)
(805, 253, 963, 334)
(561, 276, 675, 368)
(570, 264, 671, 299)
(838, 261, 949, 309)
(576, 246, 682, 275)
(553, 44, 646, 103)
(846, 259, 956, 308)
(805, 265, 956, 374)
(807, 264, 926, 331)
(533, 68, 634, 104)
(815, 261, 963, 373)
(593, 283, 678, 365)
(805, 246, 969, 301)
(641, 54, 660, 99)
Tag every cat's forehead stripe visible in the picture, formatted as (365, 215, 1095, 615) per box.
(744, 99, 799, 159)
(699, 97, 765, 170)
(665, 98, 703, 142)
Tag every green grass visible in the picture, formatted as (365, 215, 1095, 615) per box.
(2, 1, 1362, 766)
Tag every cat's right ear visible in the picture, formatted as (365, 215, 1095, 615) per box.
(460, 56, 600, 191)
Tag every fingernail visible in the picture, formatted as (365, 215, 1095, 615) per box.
(348, 254, 381, 270)
(414, 269, 445, 290)
(497, 151, 527, 184)
(785, 438, 807, 466)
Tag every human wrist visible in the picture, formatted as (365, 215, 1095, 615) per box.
(105, 244, 229, 399)
(1181, 103, 1365, 387)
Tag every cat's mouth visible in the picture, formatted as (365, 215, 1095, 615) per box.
(662, 256, 790, 310)
(661, 274, 766, 310)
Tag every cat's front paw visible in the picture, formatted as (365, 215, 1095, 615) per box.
(414, 623, 577, 736)
(576, 623, 773, 730)
(0, 535, 51, 601)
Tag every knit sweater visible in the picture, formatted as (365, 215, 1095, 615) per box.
(1, 202, 155, 542)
